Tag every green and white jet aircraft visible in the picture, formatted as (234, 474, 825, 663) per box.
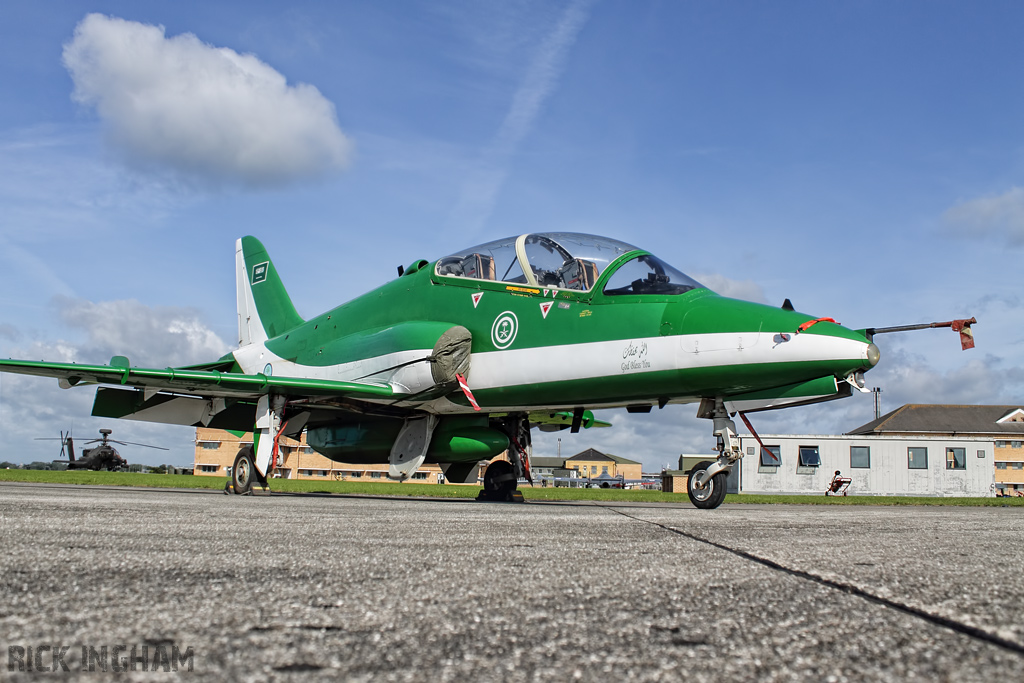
(0, 232, 972, 508)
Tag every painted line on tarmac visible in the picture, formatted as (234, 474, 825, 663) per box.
(607, 505, 1024, 658)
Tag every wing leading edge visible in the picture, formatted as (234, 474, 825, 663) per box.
(0, 357, 397, 401)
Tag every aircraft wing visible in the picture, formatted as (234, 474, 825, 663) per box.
(0, 358, 397, 401)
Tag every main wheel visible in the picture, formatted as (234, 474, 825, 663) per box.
(231, 447, 256, 495)
(482, 460, 518, 501)
(687, 460, 727, 509)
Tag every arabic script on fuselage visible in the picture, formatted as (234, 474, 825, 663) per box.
(621, 341, 650, 372)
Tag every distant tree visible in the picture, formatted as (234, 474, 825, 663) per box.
(151, 465, 168, 474)
(0, 461, 19, 469)
(26, 461, 53, 470)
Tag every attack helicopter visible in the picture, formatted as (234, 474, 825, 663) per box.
(39, 428, 168, 471)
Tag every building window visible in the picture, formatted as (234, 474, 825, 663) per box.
(1013, 463, 1024, 470)
(350, 471, 362, 478)
(850, 446, 870, 469)
(996, 462, 1008, 470)
(798, 446, 820, 467)
(591, 466, 598, 475)
(199, 442, 219, 450)
(371, 471, 382, 479)
(946, 447, 966, 470)
(411, 472, 428, 480)
(1013, 441, 1023, 448)
(198, 464, 219, 473)
(977, 450, 986, 459)
(996, 441, 1009, 448)
(760, 445, 781, 467)
(908, 447, 928, 469)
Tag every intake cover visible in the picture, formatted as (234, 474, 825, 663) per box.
(430, 325, 472, 386)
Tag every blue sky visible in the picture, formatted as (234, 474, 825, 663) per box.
(1, 1, 1022, 469)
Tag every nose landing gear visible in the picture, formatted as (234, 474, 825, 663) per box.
(689, 398, 743, 509)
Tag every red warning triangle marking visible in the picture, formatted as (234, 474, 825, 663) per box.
(471, 292, 483, 308)
(540, 301, 553, 319)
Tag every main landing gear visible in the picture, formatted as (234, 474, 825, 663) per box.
(688, 399, 742, 510)
(227, 446, 269, 495)
(478, 415, 532, 502)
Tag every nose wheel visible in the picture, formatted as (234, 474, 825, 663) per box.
(687, 460, 727, 509)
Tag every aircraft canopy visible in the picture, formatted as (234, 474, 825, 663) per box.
(435, 232, 703, 294)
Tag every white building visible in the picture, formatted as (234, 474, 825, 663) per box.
(737, 434, 994, 497)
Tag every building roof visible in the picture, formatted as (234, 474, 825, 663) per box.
(530, 456, 565, 469)
(564, 448, 641, 465)
(847, 404, 1024, 437)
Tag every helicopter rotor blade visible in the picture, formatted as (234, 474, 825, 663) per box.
(112, 440, 170, 451)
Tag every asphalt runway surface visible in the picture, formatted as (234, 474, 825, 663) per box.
(1, 482, 1023, 682)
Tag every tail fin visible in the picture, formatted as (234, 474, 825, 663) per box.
(236, 236, 304, 345)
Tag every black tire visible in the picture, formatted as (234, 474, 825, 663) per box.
(482, 460, 517, 501)
(232, 447, 256, 495)
(687, 460, 727, 509)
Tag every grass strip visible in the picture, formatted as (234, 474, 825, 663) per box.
(2, 469, 1022, 505)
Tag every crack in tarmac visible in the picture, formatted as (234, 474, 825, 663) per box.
(605, 505, 1024, 658)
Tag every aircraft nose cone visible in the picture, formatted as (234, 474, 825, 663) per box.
(867, 342, 881, 367)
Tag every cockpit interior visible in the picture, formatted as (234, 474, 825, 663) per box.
(435, 232, 703, 296)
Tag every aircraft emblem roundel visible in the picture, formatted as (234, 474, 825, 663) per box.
(491, 311, 518, 349)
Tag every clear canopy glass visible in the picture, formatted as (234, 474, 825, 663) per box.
(601, 254, 703, 296)
(435, 232, 700, 293)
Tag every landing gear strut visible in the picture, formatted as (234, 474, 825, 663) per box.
(689, 398, 743, 509)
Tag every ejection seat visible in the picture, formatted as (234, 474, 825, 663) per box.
(556, 258, 599, 290)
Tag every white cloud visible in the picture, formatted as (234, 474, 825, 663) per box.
(865, 347, 1024, 408)
(54, 296, 230, 367)
(62, 13, 351, 187)
(0, 297, 231, 467)
(692, 272, 768, 303)
(943, 187, 1024, 247)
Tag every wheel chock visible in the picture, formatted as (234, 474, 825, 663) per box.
(475, 489, 525, 503)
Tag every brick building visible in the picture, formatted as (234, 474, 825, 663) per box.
(193, 427, 445, 483)
(563, 448, 642, 482)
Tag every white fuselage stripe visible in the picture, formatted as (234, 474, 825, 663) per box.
(233, 332, 867, 398)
